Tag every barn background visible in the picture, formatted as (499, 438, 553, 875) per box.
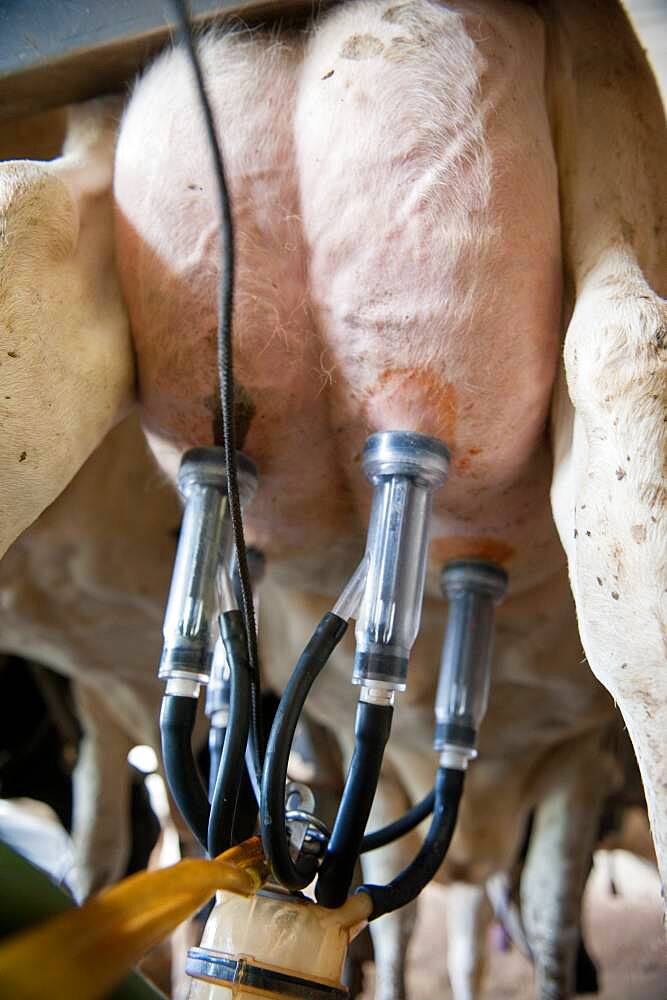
(361, 2, 667, 997)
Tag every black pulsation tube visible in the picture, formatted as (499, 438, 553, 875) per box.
(260, 612, 348, 890)
(208, 610, 250, 858)
(361, 787, 436, 853)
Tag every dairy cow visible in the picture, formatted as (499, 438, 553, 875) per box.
(114, 0, 666, 897)
(113, 2, 666, 994)
(0, 1, 664, 999)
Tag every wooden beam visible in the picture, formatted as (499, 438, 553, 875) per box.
(0, 0, 325, 120)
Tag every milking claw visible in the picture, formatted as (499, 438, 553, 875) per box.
(154, 429, 509, 932)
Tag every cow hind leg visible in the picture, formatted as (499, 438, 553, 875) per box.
(547, 0, 667, 905)
(70, 682, 133, 899)
(444, 882, 491, 1000)
(520, 732, 613, 1000)
(551, 280, 667, 905)
(358, 768, 418, 1000)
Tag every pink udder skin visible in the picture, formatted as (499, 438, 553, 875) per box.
(114, 0, 564, 596)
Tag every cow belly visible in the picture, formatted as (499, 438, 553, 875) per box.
(114, 0, 563, 596)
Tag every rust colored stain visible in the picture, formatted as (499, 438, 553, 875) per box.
(370, 367, 457, 443)
(452, 447, 482, 475)
(430, 536, 515, 566)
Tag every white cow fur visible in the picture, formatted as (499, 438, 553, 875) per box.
(0, 100, 133, 558)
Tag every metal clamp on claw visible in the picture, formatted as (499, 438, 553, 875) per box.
(284, 782, 330, 861)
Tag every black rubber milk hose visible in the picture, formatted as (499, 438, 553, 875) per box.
(361, 787, 436, 853)
(160, 694, 210, 851)
(315, 699, 393, 908)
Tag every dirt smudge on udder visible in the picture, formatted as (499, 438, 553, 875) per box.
(382, 5, 409, 23)
(430, 536, 515, 566)
(340, 34, 385, 60)
(205, 382, 256, 448)
(630, 523, 647, 543)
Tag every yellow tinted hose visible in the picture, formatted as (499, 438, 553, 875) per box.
(0, 838, 268, 1000)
